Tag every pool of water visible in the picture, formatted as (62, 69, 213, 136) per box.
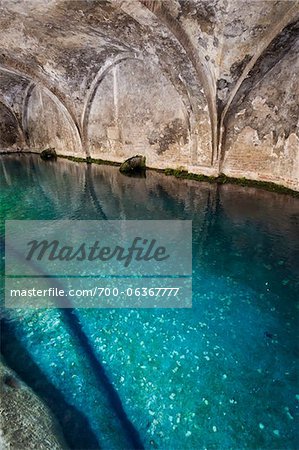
(1, 154, 298, 449)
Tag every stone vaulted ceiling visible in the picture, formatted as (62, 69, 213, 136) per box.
(0, 0, 298, 189)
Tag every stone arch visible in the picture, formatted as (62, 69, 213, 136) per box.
(22, 82, 36, 146)
(0, 63, 83, 150)
(24, 84, 83, 156)
(219, 5, 299, 169)
(219, 25, 299, 189)
(86, 56, 194, 168)
(136, 0, 217, 165)
(0, 100, 25, 149)
(82, 52, 202, 165)
(81, 52, 141, 157)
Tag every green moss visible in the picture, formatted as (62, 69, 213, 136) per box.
(164, 168, 299, 197)
(58, 154, 120, 166)
(164, 168, 189, 178)
(58, 155, 87, 163)
(8, 152, 296, 197)
(164, 168, 217, 183)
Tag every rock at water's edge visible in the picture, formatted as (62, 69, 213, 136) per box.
(40, 148, 57, 161)
(119, 155, 146, 174)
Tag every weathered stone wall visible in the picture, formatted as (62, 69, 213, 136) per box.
(0, 0, 298, 189)
(0, 102, 24, 149)
(88, 57, 193, 168)
(221, 24, 299, 190)
(25, 85, 83, 156)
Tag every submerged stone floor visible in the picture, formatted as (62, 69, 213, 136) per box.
(0, 154, 298, 449)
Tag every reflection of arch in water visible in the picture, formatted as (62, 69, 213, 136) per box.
(0, 153, 108, 219)
(14, 155, 85, 217)
(68, 163, 108, 220)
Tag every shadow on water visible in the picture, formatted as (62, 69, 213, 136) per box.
(1, 238, 144, 450)
(85, 164, 107, 219)
(1, 309, 145, 450)
(62, 308, 144, 450)
(1, 318, 101, 450)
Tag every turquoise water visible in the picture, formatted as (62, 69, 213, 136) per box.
(1, 154, 298, 449)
